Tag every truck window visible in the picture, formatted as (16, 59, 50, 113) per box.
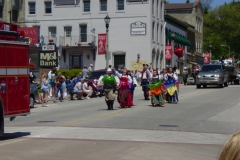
(202, 65, 222, 72)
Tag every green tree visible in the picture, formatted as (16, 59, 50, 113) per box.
(164, 0, 169, 4)
(203, 2, 240, 60)
(186, 0, 190, 3)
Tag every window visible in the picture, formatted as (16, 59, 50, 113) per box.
(100, 0, 107, 11)
(157, 24, 159, 42)
(48, 27, 56, 37)
(152, 22, 155, 41)
(28, 2, 35, 14)
(117, 0, 124, 10)
(64, 27, 72, 37)
(11, 0, 18, 22)
(0, 0, 3, 18)
(45, 1, 52, 14)
(83, 0, 90, 12)
(54, 0, 80, 5)
(152, 0, 154, 15)
(80, 25, 87, 42)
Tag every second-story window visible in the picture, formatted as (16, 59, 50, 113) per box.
(80, 24, 87, 42)
(0, 0, 3, 18)
(28, 2, 36, 14)
(100, 0, 107, 11)
(12, 0, 18, 22)
(152, 0, 154, 15)
(117, 0, 124, 10)
(83, 0, 90, 12)
(64, 27, 72, 37)
(45, 1, 52, 14)
(48, 27, 56, 37)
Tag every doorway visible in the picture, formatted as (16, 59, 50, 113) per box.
(114, 55, 125, 69)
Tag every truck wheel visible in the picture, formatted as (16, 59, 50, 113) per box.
(203, 85, 207, 88)
(219, 84, 224, 88)
(30, 96, 35, 108)
(196, 85, 201, 89)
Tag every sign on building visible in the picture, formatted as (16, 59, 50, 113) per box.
(203, 52, 210, 64)
(42, 45, 55, 51)
(130, 21, 146, 35)
(39, 51, 58, 68)
(17, 27, 39, 45)
(98, 34, 106, 55)
(165, 44, 172, 60)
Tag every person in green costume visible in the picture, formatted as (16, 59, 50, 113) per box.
(149, 70, 167, 106)
(98, 68, 119, 110)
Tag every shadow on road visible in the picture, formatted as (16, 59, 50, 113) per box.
(0, 132, 30, 141)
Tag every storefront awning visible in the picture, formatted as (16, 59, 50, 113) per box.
(166, 30, 191, 46)
(188, 61, 197, 65)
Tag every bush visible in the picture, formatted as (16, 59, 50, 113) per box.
(57, 69, 82, 79)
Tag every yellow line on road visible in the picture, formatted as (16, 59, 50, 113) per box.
(62, 110, 125, 126)
(197, 90, 206, 94)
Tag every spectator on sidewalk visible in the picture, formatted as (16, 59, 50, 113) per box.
(82, 78, 92, 99)
(88, 64, 94, 72)
(82, 65, 89, 79)
(219, 131, 240, 160)
(73, 80, 84, 100)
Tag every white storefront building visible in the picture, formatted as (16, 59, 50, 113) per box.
(25, 0, 165, 71)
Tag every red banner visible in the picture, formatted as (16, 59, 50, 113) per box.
(18, 27, 39, 45)
(203, 52, 210, 64)
(98, 34, 106, 55)
(165, 44, 172, 60)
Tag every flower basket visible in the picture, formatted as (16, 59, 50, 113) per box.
(29, 62, 36, 70)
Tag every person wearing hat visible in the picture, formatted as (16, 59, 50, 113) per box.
(138, 64, 152, 100)
(88, 64, 94, 72)
(98, 68, 118, 110)
(182, 67, 188, 85)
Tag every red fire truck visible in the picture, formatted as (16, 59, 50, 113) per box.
(0, 22, 30, 136)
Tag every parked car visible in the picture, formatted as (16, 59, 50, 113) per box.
(30, 83, 39, 108)
(187, 76, 195, 85)
(196, 64, 229, 88)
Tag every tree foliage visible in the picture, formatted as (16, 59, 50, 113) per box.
(203, 2, 240, 60)
(201, 0, 213, 14)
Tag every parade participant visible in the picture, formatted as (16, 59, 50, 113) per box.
(164, 67, 179, 103)
(98, 68, 118, 110)
(148, 70, 167, 106)
(182, 67, 188, 85)
(114, 68, 134, 108)
(127, 70, 138, 100)
(139, 64, 152, 100)
(53, 72, 65, 103)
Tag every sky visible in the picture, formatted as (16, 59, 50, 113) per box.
(167, 0, 234, 9)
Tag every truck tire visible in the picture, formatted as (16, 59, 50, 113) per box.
(203, 85, 207, 88)
(224, 82, 228, 87)
(219, 83, 224, 88)
(196, 85, 201, 89)
(0, 102, 4, 136)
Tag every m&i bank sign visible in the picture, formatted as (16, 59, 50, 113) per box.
(38, 45, 58, 68)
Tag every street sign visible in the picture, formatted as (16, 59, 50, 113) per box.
(42, 45, 55, 51)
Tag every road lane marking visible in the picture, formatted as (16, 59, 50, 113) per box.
(62, 110, 125, 126)
(197, 90, 206, 94)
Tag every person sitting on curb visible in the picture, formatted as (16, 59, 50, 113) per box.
(73, 80, 84, 100)
(82, 78, 92, 99)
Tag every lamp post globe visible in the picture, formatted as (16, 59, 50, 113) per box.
(104, 15, 110, 29)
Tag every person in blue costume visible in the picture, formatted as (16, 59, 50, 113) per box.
(164, 67, 179, 103)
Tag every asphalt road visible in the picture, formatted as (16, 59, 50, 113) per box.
(1, 84, 240, 160)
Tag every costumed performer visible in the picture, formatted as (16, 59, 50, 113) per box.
(138, 64, 152, 100)
(114, 68, 134, 108)
(148, 70, 167, 106)
(98, 68, 118, 110)
(164, 67, 179, 103)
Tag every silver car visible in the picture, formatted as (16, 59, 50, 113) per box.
(196, 64, 228, 88)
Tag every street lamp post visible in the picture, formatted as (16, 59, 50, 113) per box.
(104, 15, 110, 69)
(221, 44, 230, 58)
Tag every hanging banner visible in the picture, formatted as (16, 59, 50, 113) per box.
(165, 44, 172, 60)
(203, 52, 210, 64)
(98, 34, 106, 55)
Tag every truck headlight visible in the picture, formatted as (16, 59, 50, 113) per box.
(197, 75, 201, 78)
(215, 75, 220, 78)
